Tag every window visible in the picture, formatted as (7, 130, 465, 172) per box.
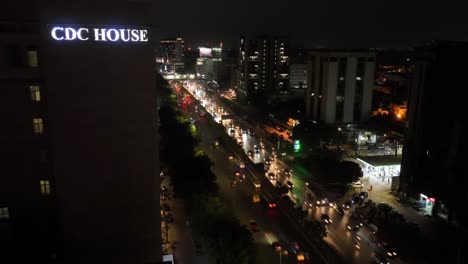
(7, 45, 22, 67)
(27, 50, 39, 67)
(40, 180, 50, 195)
(33, 118, 44, 134)
(29, 85, 41, 102)
(0, 207, 9, 220)
(40, 150, 48, 163)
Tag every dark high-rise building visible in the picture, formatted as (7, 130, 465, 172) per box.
(305, 50, 375, 124)
(400, 41, 467, 227)
(0, 1, 161, 263)
(236, 35, 289, 104)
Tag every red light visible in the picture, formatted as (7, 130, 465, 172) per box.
(429, 197, 435, 203)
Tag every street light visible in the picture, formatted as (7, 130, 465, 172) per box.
(279, 249, 288, 264)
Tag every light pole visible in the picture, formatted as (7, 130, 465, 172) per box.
(279, 249, 288, 264)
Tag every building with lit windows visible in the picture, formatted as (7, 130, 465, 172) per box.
(290, 56, 308, 89)
(195, 44, 223, 81)
(0, 1, 161, 263)
(236, 35, 289, 104)
(305, 50, 375, 124)
(157, 37, 185, 73)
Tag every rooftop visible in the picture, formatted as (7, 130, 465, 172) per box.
(357, 155, 402, 167)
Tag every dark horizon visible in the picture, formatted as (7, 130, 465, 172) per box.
(154, 0, 468, 50)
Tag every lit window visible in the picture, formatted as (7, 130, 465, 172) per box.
(40, 180, 50, 195)
(356, 76, 362, 80)
(33, 118, 44, 134)
(339, 77, 344, 81)
(0, 207, 9, 220)
(29, 85, 41, 102)
(27, 50, 39, 68)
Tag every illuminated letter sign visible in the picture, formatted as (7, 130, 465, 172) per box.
(51, 27, 64, 40)
(50, 26, 149, 43)
(77, 28, 89, 40)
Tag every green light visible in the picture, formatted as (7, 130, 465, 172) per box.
(294, 140, 301, 151)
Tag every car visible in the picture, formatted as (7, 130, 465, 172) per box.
(267, 172, 276, 180)
(359, 191, 368, 199)
(272, 241, 282, 252)
(372, 252, 390, 264)
(249, 220, 259, 232)
(352, 181, 364, 188)
(253, 182, 261, 188)
(380, 242, 398, 258)
(286, 181, 294, 189)
(254, 149, 260, 154)
(296, 251, 306, 262)
(283, 169, 292, 178)
(352, 195, 362, 204)
(334, 205, 345, 215)
(321, 214, 332, 224)
(235, 171, 241, 177)
(346, 221, 363, 232)
(252, 194, 261, 203)
(343, 200, 353, 210)
(315, 198, 334, 207)
(228, 155, 234, 160)
(239, 162, 246, 169)
(247, 150, 253, 156)
(214, 140, 219, 146)
(163, 213, 174, 223)
(161, 203, 170, 211)
(264, 198, 277, 208)
(353, 239, 361, 250)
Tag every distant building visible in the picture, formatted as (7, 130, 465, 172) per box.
(157, 37, 185, 72)
(400, 41, 468, 226)
(372, 50, 413, 123)
(305, 50, 376, 124)
(0, 2, 161, 263)
(195, 44, 223, 82)
(290, 56, 308, 89)
(236, 35, 289, 104)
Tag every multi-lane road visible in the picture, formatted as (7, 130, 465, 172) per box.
(172, 79, 405, 264)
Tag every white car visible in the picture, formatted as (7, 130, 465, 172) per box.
(352, 181, 364, 188)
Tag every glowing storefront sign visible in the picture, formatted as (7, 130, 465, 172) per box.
(50, 26, 149, 42)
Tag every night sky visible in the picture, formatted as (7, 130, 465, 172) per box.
(154, 0, 468, 49)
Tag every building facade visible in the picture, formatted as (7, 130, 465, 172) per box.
(236, 35, 289, 104)
(305, 50, 375, 124)
(0, 2, 161, 263)
(195, 45, 223, 82)
(290, 62, 308, 89)
(157, 37, 185, 73)
(400, 41, 467, 227)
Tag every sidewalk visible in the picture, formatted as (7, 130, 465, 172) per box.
(364, 179, 438, 238)
(161, 179, 209, 264)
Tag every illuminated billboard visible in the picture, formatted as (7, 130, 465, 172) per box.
(199, 47, 212, 57)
